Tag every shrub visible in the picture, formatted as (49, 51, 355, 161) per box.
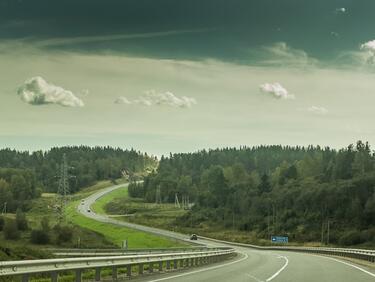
(3, 219, 19, 240)
(54, 225, 73, 244)
(41, 217, 50, 232)
(0, 216, 4, 231)
(15, 209, 28, 231)
(30, 229, 50, 244)
(339, 230, 364, 246)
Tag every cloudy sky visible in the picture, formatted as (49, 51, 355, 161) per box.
(1, 0, 375, 156)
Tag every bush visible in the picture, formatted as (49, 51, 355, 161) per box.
(16, 209, 28, 231)
(41, 217, 50, 232)
(54, 225, 73, 244)
(0, 216, 4, 231)
(3, 219, 19, 240)
(339, 230, 364, 246)
(30, 229, 50, 244)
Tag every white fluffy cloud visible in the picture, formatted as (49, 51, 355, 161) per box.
(360, 40, 375, 53)
(259, 82, 295, 99)
(114, 96, 132, 105)
(335, 7, 346, 13)
(17, 76, 84, 107)
(359, 40, 375, 64)
(115, 90, 197, 108)
(145, 90, 196, 108)
(307, 106, 328, 115)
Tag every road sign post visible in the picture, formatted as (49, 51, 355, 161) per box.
(122, 239, 128, 250)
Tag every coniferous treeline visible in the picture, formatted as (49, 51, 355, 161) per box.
(130, 141, 375, 246)
(0, 146, 157, 211)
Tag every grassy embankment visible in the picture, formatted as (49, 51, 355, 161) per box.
(0, 180, 121, 262)
(65, 182, 187, 249)
(0, 179, 185, 263)
(101, 187, 330, 247)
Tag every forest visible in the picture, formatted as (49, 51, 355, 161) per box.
(0, 146, 157, 212)
(129, 141, 375, 246)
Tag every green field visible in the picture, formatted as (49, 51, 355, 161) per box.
(91, 185, 128, 214)
(65, 183, 187, 249)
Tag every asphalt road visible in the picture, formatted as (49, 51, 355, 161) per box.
(78, 184, 375, 282)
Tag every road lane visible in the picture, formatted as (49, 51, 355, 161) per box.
(78, 184, 375, 282)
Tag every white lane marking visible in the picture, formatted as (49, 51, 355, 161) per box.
(265, 255, 289, 282)
(147, 252, 249, 282)
(321, 256, 375, 278)
(246, 273, 264, 282)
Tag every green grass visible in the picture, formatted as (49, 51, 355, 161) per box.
(65, 200, 186, 248)
(101, 191, 189, 232)
(91, 185, 128, 214)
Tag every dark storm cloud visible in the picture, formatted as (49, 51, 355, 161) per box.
(1, 0, 374, 63)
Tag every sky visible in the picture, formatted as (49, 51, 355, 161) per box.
(1, 0, 375, 156)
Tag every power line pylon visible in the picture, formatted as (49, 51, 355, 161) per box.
(57, 154, 70, 222)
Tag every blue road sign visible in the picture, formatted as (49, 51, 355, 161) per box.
(271, 236, 288, 243)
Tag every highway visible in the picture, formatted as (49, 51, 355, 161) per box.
(78, 184, 375, 282)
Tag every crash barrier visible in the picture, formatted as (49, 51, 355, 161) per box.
(46, 246, 214, 257)
(199, 236, 375, 263)
(0, 248, 235, 281)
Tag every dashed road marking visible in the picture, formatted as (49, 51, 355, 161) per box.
(247, 255, 289, 282)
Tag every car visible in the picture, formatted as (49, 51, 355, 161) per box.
(87, 209, 91, 212)
(190, 234, 198, 240)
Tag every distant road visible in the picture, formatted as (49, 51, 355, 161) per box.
(78, 184, 375, 282)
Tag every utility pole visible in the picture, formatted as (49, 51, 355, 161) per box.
(1, 202, 6, 215)
(326, 219, 330, 246)
(267, 210, 270, 238)
(155, 186, 161, 205)
(57, 154, 70, 223)
(174, 193, 180, 208)
(232, 212, 235, 230)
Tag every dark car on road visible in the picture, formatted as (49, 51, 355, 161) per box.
(190, 234, 198, 240)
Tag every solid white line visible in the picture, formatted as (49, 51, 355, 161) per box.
(246, 273, 264, 282)
(147, 252, 249, 282)
(265, 255, 289, 282)
(321, 256, 375, 278)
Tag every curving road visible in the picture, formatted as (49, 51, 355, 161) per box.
(78, 184, 375, 282)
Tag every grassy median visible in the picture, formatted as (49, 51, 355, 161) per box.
(65, 184, 187, 249)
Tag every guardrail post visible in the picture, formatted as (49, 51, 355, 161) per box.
(95, 267, 101, 281)
(166, 260, 171, 270)
(75, 269, 82, 282)
(158, 261, 163, 272)
(22, 273, 29, 282)
(149, 262, 154, 273)
(139, 263, 144, 275)
(173, 259, 178, 269)
(126, 265, 132, 277)
(112, 266, 118, 280)
(180, 259, 184, 268)
(51, 272, 58, 282)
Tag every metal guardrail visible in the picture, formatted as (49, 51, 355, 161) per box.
(0, 248, 235, 281)
(48, 247, 218, 257)
(199, 236, 375, 263)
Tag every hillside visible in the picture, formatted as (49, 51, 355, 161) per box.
(130, 141, 375, 247)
